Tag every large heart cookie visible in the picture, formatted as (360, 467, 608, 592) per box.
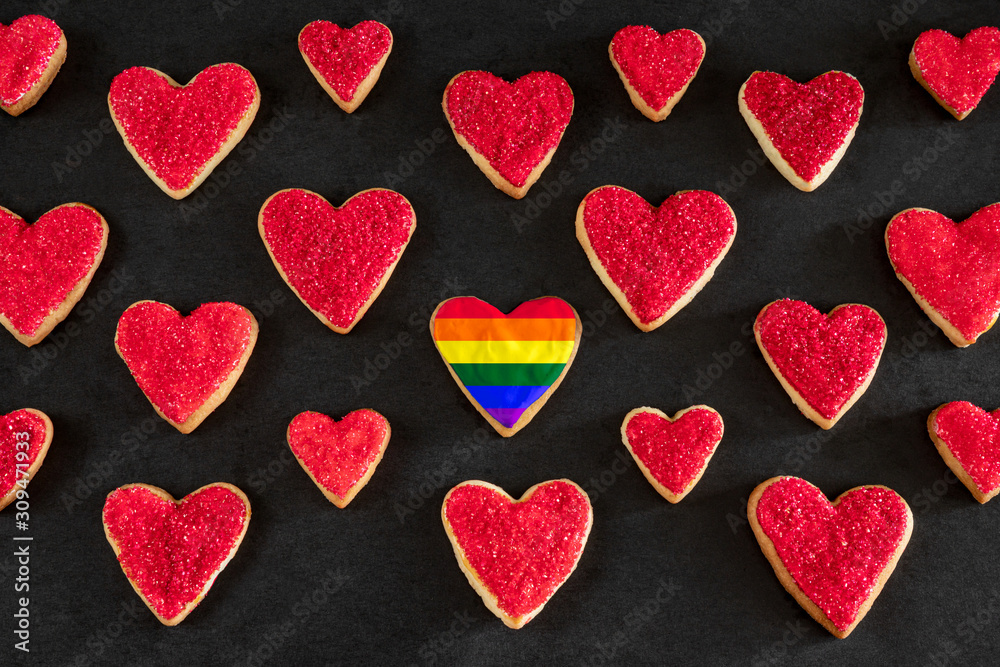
(286, 409, 390, 507)
(748, 476, 913, 638)
(0, 15, 66, 116)
(739, 71, 864, 191)
(0, 203, 108, 346)
(1, 409, 52, 511)
(299, 20, 392, 113)
(115, 301, 258, 433)
(754, 299, 886, 429)
(910, 27, 1000, 120)
(430, 296, 581, 437)
(258, 188, 416, 333)
(102, 483, 250, 626)
(609, 26, 705, 121)
(442, 71, 573, 199)
(621, 406, 723, 503)
(441, 479, 592, 628)
(928, 401, 1000, 503)
(886, 205, 1000, 347)
(108, 63, 260, 199)
(576, 186, 736, 331)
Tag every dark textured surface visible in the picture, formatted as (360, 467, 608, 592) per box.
(1, 1, 999, 665)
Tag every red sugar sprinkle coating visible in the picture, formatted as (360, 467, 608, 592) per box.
(445, 71, 573, 188)
(0, 204, 106, 336)
(914, 27, 1000, 115)
(299, 20, 391, 102)
(0, 409, 47, 498)
(610, 26, 704, 110)
(625, 408, 723, 495)
(741, 71, 864, 182)
(581, 187, 735, 324)
(932, 402, 1000, 495)
(0, 15, 62, 106)
(287, 409, 388, 499)
(108, 64, 258, 191)
(755, 477, 909, 633)
(103, 485, 248, 621)
(755, 300, 886, 421)
(444, 481, 591, 619)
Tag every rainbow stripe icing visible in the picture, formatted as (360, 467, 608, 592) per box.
(432, 297, 580, 429)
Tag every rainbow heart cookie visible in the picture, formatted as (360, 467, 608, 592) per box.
(299, 20, 392, 113)
(443, 70, 573, 199)
(576, 186, 736, 331)
(748, 476, 913, 638)
(442, 479, 592, 628)
(0, 203, 108, 346)
(108, 63, 260, 199)
(609, 26, 705, 121)
(103, 483, 250, 626)
(928, 402, 1000, 503)
(910, 27, 1000, 120)
(430, 296, 581, 437)
(1, 409, 52, 511)
(754, 299, 886, 429)
(739, 71, 864, 191)
(0, 15, 66, 116)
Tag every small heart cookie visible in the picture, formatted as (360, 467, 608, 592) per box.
(115, 301, 258, 433)
(286, 409, 390, 507)
(299, 20, 393, 113)
(928, 402, 1000, 503)
(739, 71, 864, 191)
(258, 188, 416, 333)
(442, 70, 573, 199)
(0, 15, 66, 116)
(910, 27, 1000, 120)
(748, 476, 913, 638)
(441, 479, 592, 628)
(576, 186, 736, 331)
(108, 63, 260, 199)
(754, 299, 886, 429)
(621, 406, 723, 503)
(886, 205, 1000, 347)
(0, 203, 108, 346)
(430, 296, 581, 437)
(1, 409, 52, 511)
(609, 26, 705, 121)
(103, 483, 251, 626)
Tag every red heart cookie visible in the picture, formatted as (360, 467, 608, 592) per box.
(739, 71, 864, 191)
(928, 401, 1000, 503)
(114, 301, 258, 433)
(443, 70, 574, 199)
(576, 186, 736, 331)
(748, 476, 913, 638)
(0, 203, 108, 346)
(102, 483, 251, 626)
(1, 409, 52, 511)
(299, 20, 393, 113)
(441, 479, 592, 628)
(886, 205, 1000, 347)
(609, 26, 705, 121)
(258, 188, 416, 333)
(286, 409, 390, 507)
(754, 299, 886, 429)
(910, 27, 1000, 120)
(621, 406, 723, 503)
(0, 15, 66, 116)
(108, 63, 260, 199)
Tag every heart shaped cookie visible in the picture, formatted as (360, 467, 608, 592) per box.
(576, 186, 736, 331)
(754, 299, 886, 429)
(739, 71, 864, 191)
(928, 401, 1000, 503)
(430, 296, 581, 437)
(1, 409, 52, 511)
(0, 15, 66, 116)
(103, 483, 250, 626)
(442, 70, 573, 199)
(286, 409, 390, 507)
(621, 406, 723, 503)
(886, 205, 1000, 347)
(910, 27, 1000, 120)
(108, 63, 260, 199)
(258, 188, 416, 333)
(299, 20, 392, 113)
(441, 479, 592, 628)
(0, 203, 108, 346)
(748, 476, 913, 638)
(609, 26, 705, 121)
(115, 301, 258, 433)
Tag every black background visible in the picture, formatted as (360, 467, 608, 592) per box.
(1, 0, 998, 665)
